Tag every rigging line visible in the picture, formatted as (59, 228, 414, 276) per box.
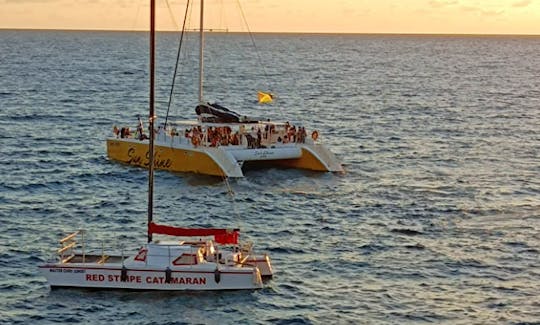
(236, 0, 285, 119)
(165, 0, 192, 128)
(235, 0, 269, 87)
(222, 175, 242, 230)
(164, 0, 180, 30)
(235, 0, 285, 119)
(176, 1, 196, 106)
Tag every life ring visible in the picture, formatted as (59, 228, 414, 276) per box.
(191, 136, 200, 146)
(311, 130, 319, 141)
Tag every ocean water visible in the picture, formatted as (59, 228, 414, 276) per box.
(1, 30, 540, 324)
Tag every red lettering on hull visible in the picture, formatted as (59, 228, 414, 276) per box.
(146, 276, 206, 285)
(86, 274, 105, 282)
(84, 272, 207, 286)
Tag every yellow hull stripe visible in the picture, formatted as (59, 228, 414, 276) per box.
(106, 139, 226, 177)
(268, 148, 328, 171)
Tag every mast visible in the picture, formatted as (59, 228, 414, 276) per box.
(148, 0, 156, 243)
(198, 0, 204, 103)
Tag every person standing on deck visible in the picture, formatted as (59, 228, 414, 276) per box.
(137, 115, 145, 140)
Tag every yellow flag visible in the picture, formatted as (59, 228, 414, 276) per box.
(258, 91, 273, 104)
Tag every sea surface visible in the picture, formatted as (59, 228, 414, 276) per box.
(0, 30, 539, 324)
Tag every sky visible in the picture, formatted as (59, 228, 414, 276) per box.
(0, 0, 539, 35)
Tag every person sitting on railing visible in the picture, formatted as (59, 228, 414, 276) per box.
(230, 132, 239, 145)
(221, 133, 229, 146)
(193, 127, 200, 140)
(208, 127, 218, 147)
(124, 127, 131, 138)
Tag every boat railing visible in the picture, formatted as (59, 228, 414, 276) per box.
(114, 121, 316, 148)
(158, 127, 312, 149)
(57, 230, 84, 264)
(56, 230, 125, 265)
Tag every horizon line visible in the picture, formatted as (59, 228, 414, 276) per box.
(1, 27, 540, 37)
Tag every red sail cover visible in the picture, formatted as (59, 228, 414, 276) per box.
(148, 222, 239, 244)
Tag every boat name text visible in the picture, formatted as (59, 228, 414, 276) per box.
(85, 274, 207, 285)
(254, 150, 273, 158)
(49, 268, 85, 273)
(127, 148, 173, 168)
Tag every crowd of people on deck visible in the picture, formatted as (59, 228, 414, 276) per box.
(280, 122, 308, 144)
(112, 116, 148, 140)
(112, 117, 310, 148)
(180, 125, 241, 147)
(180, 123, 308, 148)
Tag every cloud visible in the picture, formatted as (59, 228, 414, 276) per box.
(481, 9, 504, 16)
(428, 0, 459, 8)
(512, 0, 532, 7)
(459, 5, 504, 16)
(3, 0, 59, 2)
(2, 0, 98, 3)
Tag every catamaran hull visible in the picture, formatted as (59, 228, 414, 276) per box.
(39, 264, 262, 290)
(106, 138, 343, 177)
(244, 255, 273, 278)
(107, 138, 236, 177)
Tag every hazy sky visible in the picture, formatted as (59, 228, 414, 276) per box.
(1, 0, 539, 34)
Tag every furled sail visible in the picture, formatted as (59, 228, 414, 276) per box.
(195, 102, 257, 123)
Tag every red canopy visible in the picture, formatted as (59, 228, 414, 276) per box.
(148, 222, 239, 245)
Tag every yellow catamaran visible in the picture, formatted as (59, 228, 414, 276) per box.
(106, 1, 343, 178)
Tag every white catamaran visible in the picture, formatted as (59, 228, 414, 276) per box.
(39, 0, 273, 291)
(106, 0, 343, 178)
